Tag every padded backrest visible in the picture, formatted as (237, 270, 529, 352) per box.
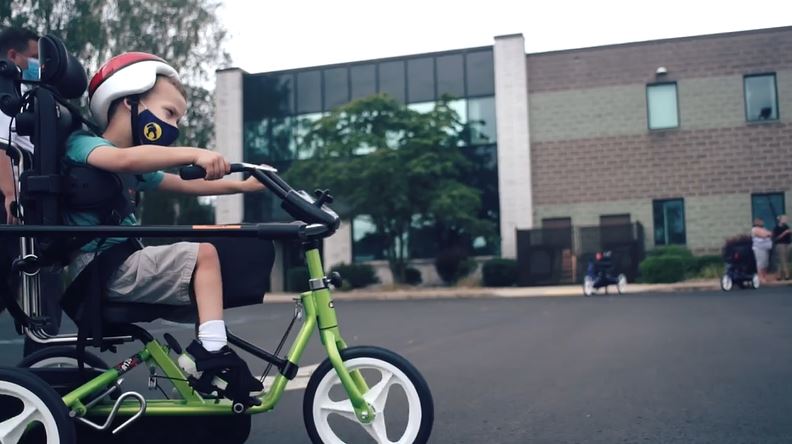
(38, 35, 87, 100)
(16, 35, 88, 255)
(19, 87, 82, 227)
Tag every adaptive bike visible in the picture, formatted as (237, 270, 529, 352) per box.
(0, 35, 433, 443)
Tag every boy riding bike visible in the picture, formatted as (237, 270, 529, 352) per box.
(65, 52, 266, 403)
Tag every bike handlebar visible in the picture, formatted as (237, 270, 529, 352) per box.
(178, 163, 340, 232)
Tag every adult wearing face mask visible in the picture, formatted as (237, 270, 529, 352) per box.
(0, 27, 62, 355)
(0, 27, 39, 224)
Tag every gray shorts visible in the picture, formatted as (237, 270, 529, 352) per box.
(70, 242, 200, 305)
(753, 247, 770, 270)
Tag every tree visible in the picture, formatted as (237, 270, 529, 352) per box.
(1, 0, 229, 224)
(285, 94, 494, 283)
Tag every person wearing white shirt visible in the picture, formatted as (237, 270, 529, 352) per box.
(0, 27, 39, 224)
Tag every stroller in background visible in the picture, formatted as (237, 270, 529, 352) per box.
(583, 250, 627, 296)
(720, 236, 760, 291)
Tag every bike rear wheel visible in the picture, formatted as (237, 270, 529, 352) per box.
(0, 368, 76, 444)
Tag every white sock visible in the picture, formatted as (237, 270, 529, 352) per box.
(198, 320, 227, 352)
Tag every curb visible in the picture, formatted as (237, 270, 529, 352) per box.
(263, 281, 792, 304)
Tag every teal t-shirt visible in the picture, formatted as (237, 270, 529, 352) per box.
(64, 130, 164, 253)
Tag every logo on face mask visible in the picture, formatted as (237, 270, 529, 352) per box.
(133, 103, 180, 147)
(143, 122, 163, 142)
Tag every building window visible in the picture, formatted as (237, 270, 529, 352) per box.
(350, 64, 376, 100)
(468, 96, 497, 145)
(407, 101, 434, 114)
(352, 215, 388, 262)
(378, 60, 406, 103)
(465, 50, 495, 97)
(323, 67, 349, 111)
(751, 192, 785, 230)
(407, 57, 435, 103)
(744, 74, 778, 122)
(542, 217, 571, 228)
(600, 214, 632, 245)
(243, 73, 294, 120)
(653, 198, 686, 245)
(600, 214, 631, 226)
(294, 112, 324, 160)
(244, 117, 295, 162)
(436, 54, 465, 98)
(646, 83, 679, 130)
(296, 70, 322, 114)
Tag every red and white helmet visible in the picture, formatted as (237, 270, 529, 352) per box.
(88, 52, 180, 128)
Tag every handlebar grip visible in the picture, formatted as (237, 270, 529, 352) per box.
(179, 165, 207, 180)
(179, 163, 246, 180)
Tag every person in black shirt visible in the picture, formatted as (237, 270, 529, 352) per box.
(773, 215, 791, 280)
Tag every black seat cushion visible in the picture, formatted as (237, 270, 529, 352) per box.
(101, 302, 197, 324)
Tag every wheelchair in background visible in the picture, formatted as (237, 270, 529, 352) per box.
(582, 250, 627, 296)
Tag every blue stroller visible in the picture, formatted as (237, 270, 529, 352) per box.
(583, 251, 627, 296)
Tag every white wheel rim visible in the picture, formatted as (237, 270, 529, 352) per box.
(0, 380, 61, 444)
(312, 357, 422, 444)
(721, 275, 732, 291)
(753, 275, 760, 288)
(27, 356, 99, 370)
(617, 275, 627, 293)
(584, 277, 594, 296)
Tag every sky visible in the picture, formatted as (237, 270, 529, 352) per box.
(218, 0, 791, 74)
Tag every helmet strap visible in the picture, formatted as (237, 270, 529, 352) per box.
(128, 95, 141, 146)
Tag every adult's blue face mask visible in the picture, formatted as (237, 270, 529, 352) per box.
(21, 57, 39, 81)
(134, 103, 180, 146)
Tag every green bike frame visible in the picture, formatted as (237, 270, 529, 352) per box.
(61, 244, 375, 423)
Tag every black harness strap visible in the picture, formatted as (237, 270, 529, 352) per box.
(61, 239, 141, 369)
(56, 166, 144, 370)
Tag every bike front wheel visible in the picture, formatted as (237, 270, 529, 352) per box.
(303, 346, 433, 444)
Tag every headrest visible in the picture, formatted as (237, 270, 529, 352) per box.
(38, 35, 87, 99)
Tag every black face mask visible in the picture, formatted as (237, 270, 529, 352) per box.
(128, 96, 180, 146)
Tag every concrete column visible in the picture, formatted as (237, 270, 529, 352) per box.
(214, 68, 245, 224)
(324, 220, 352, 269)
(494, 34, 532, 258)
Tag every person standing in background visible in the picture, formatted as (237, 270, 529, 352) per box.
(0, 27, 62, 355)
(751, 218, 774, 284)
(773, 215, 791, 281)
(0, 27, 39, 223)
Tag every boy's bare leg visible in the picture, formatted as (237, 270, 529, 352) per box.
(193, 243, 226, 352)
(194, 242, 223, 323)
(186, 242, 264, 398)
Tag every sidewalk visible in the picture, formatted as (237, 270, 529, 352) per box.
(264, 279, 792, 303)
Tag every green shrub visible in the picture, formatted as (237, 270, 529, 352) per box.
(697, 263, 724, 279)
(330, 263, 380, 289)
(647, 246, 696, 274)
(482, 258, 517, 287)
(647, 245, 694, 259)
(286, 266, 309, 292)
(692, 255, 723, 275)
(404, 267, 422, 286)
(435, 248, 476, 285)
(638, 256, 686, 283)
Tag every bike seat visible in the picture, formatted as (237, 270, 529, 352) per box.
(102, 302, 197, 324)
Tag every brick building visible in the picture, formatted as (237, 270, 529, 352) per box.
(215, 26, 791, 289)
(520, 26, 792, 254)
